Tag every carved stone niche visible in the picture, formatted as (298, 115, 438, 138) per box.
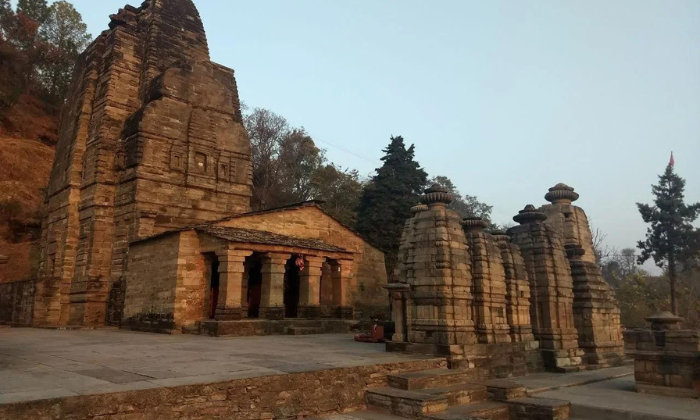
(170, 146, 186, 172)
(218, 156, 231, 183)
(188, 147, 216, 178)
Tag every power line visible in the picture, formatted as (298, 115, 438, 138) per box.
(314, 138, 379, 165)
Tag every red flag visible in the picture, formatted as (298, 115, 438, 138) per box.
(670, 152, 675, 167)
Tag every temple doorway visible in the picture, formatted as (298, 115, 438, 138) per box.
(246, 254, 264, 318)
(284, 255, 302, 318)
(205, 254, 220, 319)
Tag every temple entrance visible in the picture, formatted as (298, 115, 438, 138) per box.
(246, 254, 264, 319)
(284, 255, 302, 318)
(205, 254, 220, 319)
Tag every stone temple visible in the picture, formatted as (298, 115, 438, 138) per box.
(18, 0, 625, 377)
(32, 0, 387, 334)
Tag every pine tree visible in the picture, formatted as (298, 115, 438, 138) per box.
(356, 136, 428, 273)
(16, 0, 49, 24)
(637, 157, 700, 315)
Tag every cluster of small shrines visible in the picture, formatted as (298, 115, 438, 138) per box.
(386, 183, 626, 375)
(12, 0, 698, 399)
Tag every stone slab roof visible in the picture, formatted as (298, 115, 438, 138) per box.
(198, 225, 349, 253)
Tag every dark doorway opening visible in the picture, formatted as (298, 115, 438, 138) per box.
(207, 255, 220, 319)
(284, 256, 301, 318)
(246, 254, 263, 318)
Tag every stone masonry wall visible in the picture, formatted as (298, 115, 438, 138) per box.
(122, 233, 181, 333)
(0, 280, 34, 326)
(0, 358, 446, 420)
(216, 204, 388, 318)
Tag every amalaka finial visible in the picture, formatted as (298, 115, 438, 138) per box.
(545, 183, 580, 204)
(461, 217, 489, 233)
(513, 205, 547, 225)
(421, 184, 454, 206)
(490, 230, 510, 243)
(411, 203, 429, 214)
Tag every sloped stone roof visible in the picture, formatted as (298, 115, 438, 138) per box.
(197, 226, 348, 253)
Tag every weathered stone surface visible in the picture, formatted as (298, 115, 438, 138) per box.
(0, 280, 34, 326)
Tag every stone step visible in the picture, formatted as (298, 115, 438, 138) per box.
(366, 388, 449, 418)
(481, 379, 527, 401)
(287, 327, 325, 335)
(506, 397, 571, 420)
(426, 401, 510, 420)
(387, 369, 478, 391)
(421, 383, 489, 406)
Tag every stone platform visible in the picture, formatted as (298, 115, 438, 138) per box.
(0, 329, 434, 406)
(191, 318, 357, 337)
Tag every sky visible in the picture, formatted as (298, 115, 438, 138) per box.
(32, 1, 700, 268)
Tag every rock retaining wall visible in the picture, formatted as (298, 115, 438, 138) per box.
(0, 358, 446, 420)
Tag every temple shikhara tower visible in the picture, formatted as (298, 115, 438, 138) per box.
(388, 183, 625, 375)
(33, 0, 387, 332)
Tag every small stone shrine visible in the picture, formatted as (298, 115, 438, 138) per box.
(624, 312, 700, 398)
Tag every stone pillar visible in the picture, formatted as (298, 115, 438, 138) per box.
(510, 205, 583, 372)
(214, 250, 253, 321)
(385, 283, 411, 342)
(260, 253, 290, 320)
(332, 259, 354, 319)
(298, 256, 325, 319)
(462, 218, 511, 344)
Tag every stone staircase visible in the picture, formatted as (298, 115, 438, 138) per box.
(366, 368, 572, 420)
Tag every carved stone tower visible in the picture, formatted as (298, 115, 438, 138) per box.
(492, 231, 535, 345)
(509, 205, 584, 371)
(542, 184, 625, 367)
(34, 0, 252, 327)
(462, 217, 511, 344)
(407, 185, 476, 348)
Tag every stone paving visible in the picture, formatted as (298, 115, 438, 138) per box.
(540, 375, 700, 420)
(0, 328, 428, 405)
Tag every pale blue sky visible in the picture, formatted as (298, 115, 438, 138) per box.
(38, 1, 700, 261)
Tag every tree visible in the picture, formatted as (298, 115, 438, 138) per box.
(244, 107, 329, 211)
(430, 176, 491, 219)
(356, 136, 428, 272)
(276, 128, 324, 203)
(16, 0, 49, 24)
(311, 165, 363, 227)
(245, 108, 289, 210)
(38, 1, 91, 103)
(637, 158, 700, 314)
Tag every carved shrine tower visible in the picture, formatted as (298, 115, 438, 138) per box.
(34, 0, 252, 327)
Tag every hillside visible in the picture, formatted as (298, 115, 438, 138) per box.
(0, 136, 55, 283)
